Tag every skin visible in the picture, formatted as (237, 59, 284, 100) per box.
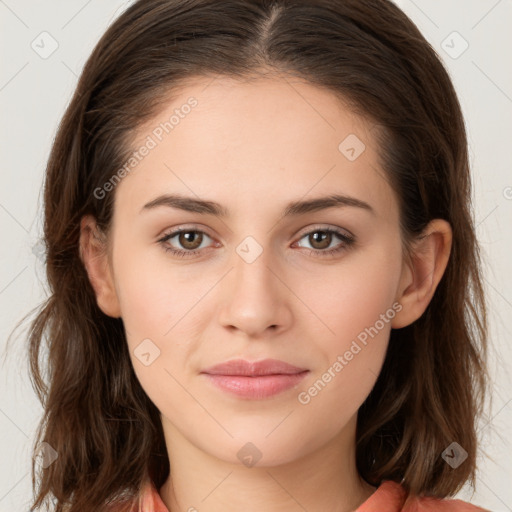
(79, 74, 452, 512)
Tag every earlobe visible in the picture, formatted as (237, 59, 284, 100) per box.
(79, 215, 121, 318)
(391, 219, 452, 329)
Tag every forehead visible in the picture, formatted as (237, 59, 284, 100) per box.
(114, 74, 397, 222)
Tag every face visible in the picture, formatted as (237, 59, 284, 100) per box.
(100, 75, 407, 466)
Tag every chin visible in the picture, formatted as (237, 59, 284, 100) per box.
(197, 428, 320, 468)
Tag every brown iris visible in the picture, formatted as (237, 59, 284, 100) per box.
(308, 231, 332, 250)
(178, 231, 203, 250)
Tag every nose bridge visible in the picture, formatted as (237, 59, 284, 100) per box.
(233, 240, 276, 293)
(218, 235, 291, 335)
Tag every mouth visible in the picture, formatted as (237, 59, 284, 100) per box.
(200, 358, 309, 399)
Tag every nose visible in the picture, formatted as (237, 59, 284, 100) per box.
(217, 245, 293, 338)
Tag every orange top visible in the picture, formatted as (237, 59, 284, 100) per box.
(128, 478, 491, 512)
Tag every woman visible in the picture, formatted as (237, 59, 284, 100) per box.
(24, 0, 491, 510)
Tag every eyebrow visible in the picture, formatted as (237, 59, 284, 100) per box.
(140, 193, 375, 218)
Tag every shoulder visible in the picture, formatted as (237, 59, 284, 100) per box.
(357, 480, 492, 512)
(408, 495, 492, 512)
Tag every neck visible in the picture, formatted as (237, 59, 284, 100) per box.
(158, 414, 377, 512)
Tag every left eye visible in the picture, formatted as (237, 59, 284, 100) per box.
(294, 229, 353, 251)
(158, 227, 354, 258)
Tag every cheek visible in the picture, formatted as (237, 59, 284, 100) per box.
(112, 247, 210, 398)
(295, 240, 402, 346)
(292, 243, 401, 412)
(113, 245, 200, 339)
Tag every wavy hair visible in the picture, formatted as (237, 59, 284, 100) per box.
(8, 0, 490, 510)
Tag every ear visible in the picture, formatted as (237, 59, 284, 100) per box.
(391, 219, 452, 329)
(79, 214, 121, 318)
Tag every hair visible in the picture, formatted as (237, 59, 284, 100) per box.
(10, 0, 490, 510)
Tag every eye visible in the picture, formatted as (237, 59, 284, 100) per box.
(158, 228, 215, 258)
(157, 225, 355, 259)
(293, 227, 355, 258)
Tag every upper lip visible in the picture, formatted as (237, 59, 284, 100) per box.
(201, 358, 308, 376)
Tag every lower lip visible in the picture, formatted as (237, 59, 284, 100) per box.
(202, 372, 309, 399)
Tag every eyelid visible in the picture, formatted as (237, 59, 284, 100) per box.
(294, 223, 354, 240)
(159, 223, 215, 240)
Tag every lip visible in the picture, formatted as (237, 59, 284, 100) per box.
(202, 358, 308, 376)
(200, 358, 309, 399)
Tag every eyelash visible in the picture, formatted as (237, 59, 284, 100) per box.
(157, 225, 355, 259)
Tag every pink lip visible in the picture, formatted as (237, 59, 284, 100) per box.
(201, 358, 309, 399)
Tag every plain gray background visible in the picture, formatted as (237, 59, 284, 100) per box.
(1, 0, 511, 510)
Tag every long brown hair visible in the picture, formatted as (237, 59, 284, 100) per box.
(10, 0, 490, 510)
